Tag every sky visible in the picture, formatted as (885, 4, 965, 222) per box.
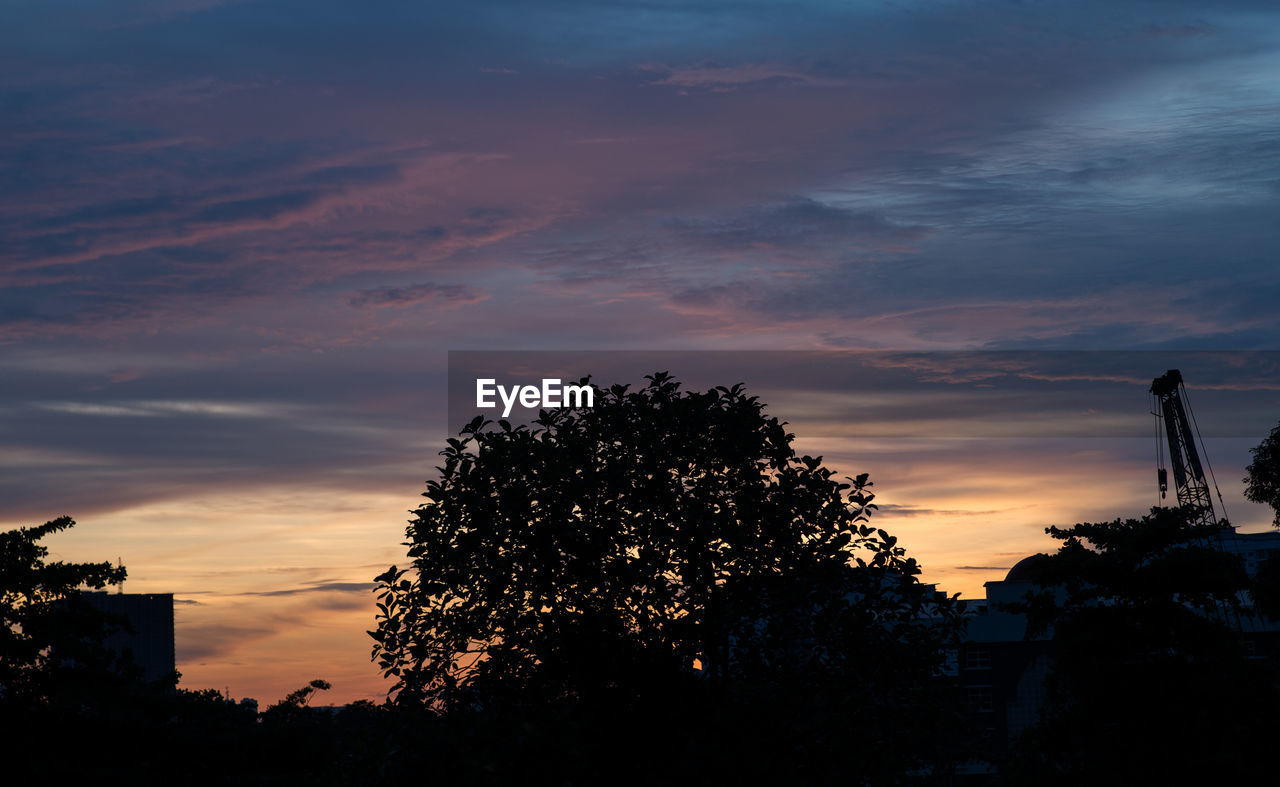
(3, 0, 1280, 704)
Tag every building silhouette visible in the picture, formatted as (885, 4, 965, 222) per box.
(84, 592, 176, 683)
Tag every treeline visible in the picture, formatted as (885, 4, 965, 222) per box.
(7, 382, 1280, 784)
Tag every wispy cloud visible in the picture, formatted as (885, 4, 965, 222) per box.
(346, 283, 486, 310)
(34, 400, 284, 418)
(638, 62, 845, 91)
(244, 582, 375, 597)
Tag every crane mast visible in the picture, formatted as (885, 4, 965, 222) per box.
(1150, 369, 1220, 528)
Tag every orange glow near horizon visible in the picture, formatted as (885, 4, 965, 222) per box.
(21, 433, 1275, 706)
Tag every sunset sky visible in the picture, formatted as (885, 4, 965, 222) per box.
(4, 1, 1280, 704)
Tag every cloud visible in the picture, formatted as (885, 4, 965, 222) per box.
(345, 283, 486, 310)
(177, 622, 277, 662)
(245, 582, 375, 597)
(34, 400, 282, 418)
(876, 504, 1010, 518)
(638, 62, 845, 91)
(673, 198, 929, 252)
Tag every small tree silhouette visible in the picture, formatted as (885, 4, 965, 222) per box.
(1245, 422, 1280, 527)
(271, 678, 333, 710)
(0, 515, 130, 708)
(1007, 506, 1276, 784)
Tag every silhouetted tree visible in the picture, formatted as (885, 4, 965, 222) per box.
(1007, 506, 1274, 785)
(1, 515, 130, 709)
(371, 373, 963, 781)
(268, 678, 333, 712)
(1245, 422, 1280, 526)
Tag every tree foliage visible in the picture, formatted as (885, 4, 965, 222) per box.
(1014, 506, 1248, 635)
(1245, 422, 1280, 527)
(263, 678, 333, 721)
(1, 515, 129, 707)
(371, 373, 960, 717)
(1007, 506, 1274, 784)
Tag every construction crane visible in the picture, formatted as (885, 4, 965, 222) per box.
(1150, 369, 1226, 528)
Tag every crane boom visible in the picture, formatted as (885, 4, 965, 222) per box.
(1150, 369, 1219, 528)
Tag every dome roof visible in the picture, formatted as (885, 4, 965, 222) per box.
(1004, 554, 1047, 583)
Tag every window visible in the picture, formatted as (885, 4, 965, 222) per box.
(966, 685, 995, 714)
(963, 645, 992, 670)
